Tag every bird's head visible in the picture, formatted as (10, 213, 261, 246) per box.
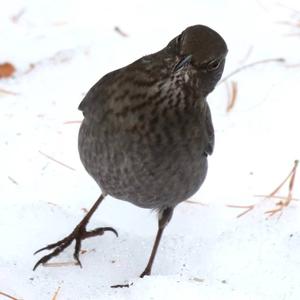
(167, 25, 228, 96)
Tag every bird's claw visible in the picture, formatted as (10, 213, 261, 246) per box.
(33, 226, 118, 270)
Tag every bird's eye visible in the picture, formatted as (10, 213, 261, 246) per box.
(207, 59, 221, 71)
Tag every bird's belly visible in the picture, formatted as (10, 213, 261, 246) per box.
(78, 121, 208, 209)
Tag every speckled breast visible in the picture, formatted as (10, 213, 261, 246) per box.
(78, 107, 209, 210)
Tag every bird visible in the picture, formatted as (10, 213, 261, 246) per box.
(33, 24, 228, 278)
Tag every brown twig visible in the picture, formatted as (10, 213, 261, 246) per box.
(47, 201, 60, 207)
(63, 120, 82, 124)
(226, 204, 255, 218)
(285, 63, 300, 68)
(277, 19, 300, 37)
(24, 50, 74, 75)
(110, 282, 133, 289)
(23, 63, 36, 74)
(0, 291, 21, 300)
(11, 8, 26, 23)
(8, 176, 18, 185)
(191, 277, 205, 283)
(220, 58, 285, 83)
(44, 262, 78, 267)
(226, 81, 238, 113)
(38, 150, 76, 171)
(268, 160, 298, 198)
(228, 160, 299, 218)
(51, 286, 61, 300)
(80, 248, 96, 255)
(276, 5, 300, 35)
(186, 200, 207, 206)
(44, 248, 94, 268)
(277, 20, 300, 28)
(264, 160, 298, 217)
(0, 88, 19, 96)
(254, 195, 300, 201)
(114, 26, 129, 37)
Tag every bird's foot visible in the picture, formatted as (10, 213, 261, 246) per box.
(33, 223, 118, 270)
(139, 268, 151, 278)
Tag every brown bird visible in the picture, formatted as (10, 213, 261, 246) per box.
(34, 24, 228, 278)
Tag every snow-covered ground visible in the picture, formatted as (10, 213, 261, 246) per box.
(1, 0, 300, 299)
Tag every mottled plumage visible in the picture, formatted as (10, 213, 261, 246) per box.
(78, 25, 226, 209)
(34, 25, 228, 280)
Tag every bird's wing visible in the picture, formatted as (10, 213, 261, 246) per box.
(204, 104, 215, 155)
(78, 69, 119, 121)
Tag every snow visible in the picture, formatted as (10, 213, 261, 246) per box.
(1, 0, 300, 299)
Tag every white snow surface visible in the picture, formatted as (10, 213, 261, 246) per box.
(1, 0, 300, 299)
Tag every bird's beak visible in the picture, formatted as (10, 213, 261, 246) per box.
(173, 55, 192, 72)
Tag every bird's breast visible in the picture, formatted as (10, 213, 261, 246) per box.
(78, 106, 209, 209)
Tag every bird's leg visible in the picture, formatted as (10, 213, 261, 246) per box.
(33, 193, 118, 270)
(140, 207, 174, 277)
(111, 207, 174, 288)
